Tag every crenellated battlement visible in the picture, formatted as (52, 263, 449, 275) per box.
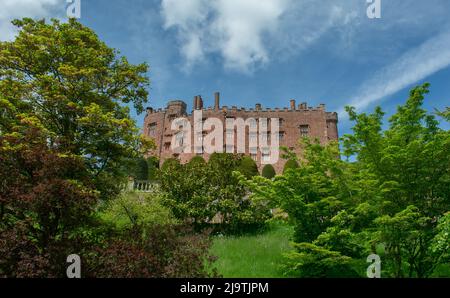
(145, 92, 333, 117)
(143, 92, 339, 174)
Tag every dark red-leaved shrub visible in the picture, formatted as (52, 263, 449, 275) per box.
(0, 129, 218, 278)
(0, 129, 98, 277)
(84, 225, 218, 278)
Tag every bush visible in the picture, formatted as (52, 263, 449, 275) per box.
(238, 156, 259, 179)
(159, 153, 272, 233)
(283, 159, 299, 173)
(0, 129, 98, 277)
(147, 156, 159, 181)
(99, 191, 178, 229)
(283, 243, 360, 278)
(188, 156, 206, 167)
(262, 164, 276, 179)
(84, 225, 218, 278)
(161, 158, 180, 172)
(133, 157, 149, 180)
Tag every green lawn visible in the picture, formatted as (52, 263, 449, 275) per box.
(210, 222, 294, 278)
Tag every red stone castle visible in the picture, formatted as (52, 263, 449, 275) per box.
(143, 92, 338, 173)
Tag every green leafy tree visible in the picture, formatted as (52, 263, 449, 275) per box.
(131, 157, 149, 180)
(147, 156, 160, 181)
(160, 158, 180, 172)
(283, 159, 299, 174)
(0, 18, 152, 199)
(188, 156, 206, 166)
(283, 243, 359, 278)
(242, 83, 450, 277)
(262, 164, 276, 179)
(159, 153, 271, 232)
(238, 156, 259, 179)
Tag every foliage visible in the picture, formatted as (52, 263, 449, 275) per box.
(242, 83, 450, 277)
(238, 156, 259, 179)
(147, 156, 160, 181)
(0, 19, 215, 278)
(160, 157, 181, 172)
(0, 128, 98, 277)
(84, 224, 218, 278)
(262, 164, 276, 179)
(0, 18, 152, 200)
(99, 191, 177, 229)
(188, 156, 206, 166)
(283, 159, 299, 173)
(129, 157, 149, 180)
(159, 153, 271, 233)
(283, 243, 359, 277)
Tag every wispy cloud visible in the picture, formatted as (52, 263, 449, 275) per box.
(0, 0, 61, 41)
(343, 27, 450, 114)
(160, 0, 360, 73)
(161, 0, 290, 73)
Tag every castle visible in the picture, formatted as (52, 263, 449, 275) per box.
(143, 92, 338, 173)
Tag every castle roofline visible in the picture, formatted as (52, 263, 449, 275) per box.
(145, 92, 336, 117)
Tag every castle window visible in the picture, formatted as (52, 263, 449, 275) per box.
(278, 132, 285, 142)
(225, 144, 234, 153)
(164, 142, 171, 150)
(176, 132, 184, 146)
(251, 153, 257, 161)
(279, 118, 285, 126)
(195, 146, 203, 154)
(300, 125, 310, 137)
(260, 119, 268, 129)
(226, 130, 234, 139)
(262, 149, 271, 162)
(261, 133, 268, 142)
(249, 133, 258, 148)
(148, 122, 157, 137)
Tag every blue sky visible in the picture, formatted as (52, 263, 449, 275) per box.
(1, 0, 449, 136)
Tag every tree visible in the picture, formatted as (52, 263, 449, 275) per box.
(159, 153, 271, 232)
(283, 159, 299, 173)
(188, 156, 206, 167)
(147, 156, 160, 181)
(160, 158, 180, 172)
(238, 156, 259, 179)
(262, 164, 276, 179)
(132, 157, 149, 180)
(242, 83, 450, 277)
(283, 243, 358, 278)
(0, 18, 152, 200)
(0, 128, 98, 277)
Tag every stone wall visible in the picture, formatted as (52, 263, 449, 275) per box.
(143, 92, 338, 173)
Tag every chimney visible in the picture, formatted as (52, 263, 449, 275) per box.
(198, 95, 204, 110)
(255, 103, 262, 111)
(193, 96, 199, 110)
(290, 99, 296, 110)
(214, 92, 220, 111)
(300, 102, 307, 109)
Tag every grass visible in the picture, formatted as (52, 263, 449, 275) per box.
(210, 221, 294, 278)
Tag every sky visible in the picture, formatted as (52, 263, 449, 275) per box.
(1, 0, 449, 136)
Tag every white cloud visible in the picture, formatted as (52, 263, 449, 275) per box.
(344, 28, 450, 114)
(0, 0, 61, 41)
(161, 0, 292, 72)
(160, 0, 361, 73)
